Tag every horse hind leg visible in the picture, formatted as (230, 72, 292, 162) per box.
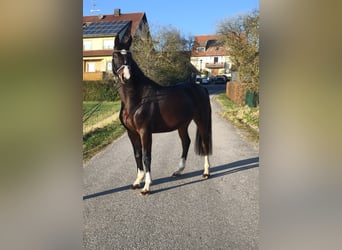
(172, 125, 191, 177)
(194, 118, 212, 178)
(197, 128, 211, 178)
(172, 157, 186, 177)
(202, 155, 210, 179)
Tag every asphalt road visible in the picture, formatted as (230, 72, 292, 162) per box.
(83, 84, 259, 249)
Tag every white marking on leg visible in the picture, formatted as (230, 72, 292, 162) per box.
(133, 169, 145, 187)
(172, 157, 186, 176)
(141, 172, 152, 194)
(173, 157, 186, 176)
(203, 155, 210, 177)
(179, 157, 186, 171)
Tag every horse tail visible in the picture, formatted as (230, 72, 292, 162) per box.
(195, 88, 212, 156)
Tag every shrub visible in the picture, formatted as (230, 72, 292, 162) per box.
(83, 80, 119, 101)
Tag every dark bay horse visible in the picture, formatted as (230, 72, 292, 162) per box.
(112, 35, 212, 195)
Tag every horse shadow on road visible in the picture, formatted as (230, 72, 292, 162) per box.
(83, 157, 259, 200)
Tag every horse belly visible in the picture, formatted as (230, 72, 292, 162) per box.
(153, 99, 194, 132)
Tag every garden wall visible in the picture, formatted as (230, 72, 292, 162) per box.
(226, 82, 259, 107)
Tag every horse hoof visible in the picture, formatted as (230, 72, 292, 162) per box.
(172, 172, 181, 177)
(140, 190, 150, 196)
(202, 174, 210, 179)
(132, 184, 140, 190)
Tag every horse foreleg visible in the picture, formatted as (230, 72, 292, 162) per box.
(132, 168, 144, 189)
(127, 130, 144, 189)
(141, 150, 152, 195)
(140, 132, 152, 195)
(132, 149, 144, 189)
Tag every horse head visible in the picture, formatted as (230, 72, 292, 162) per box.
(112, 35, 133, 83)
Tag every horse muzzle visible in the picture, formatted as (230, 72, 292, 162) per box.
(117, 65, 131, 82)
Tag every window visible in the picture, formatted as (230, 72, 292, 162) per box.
(83, 41, 92, 50)
(107, 61, 112, 71)
(197, 47, 205, 52)
(86, 62, 96, 72)
(103, 39, 114, 49)
(214, 57, 218, 63)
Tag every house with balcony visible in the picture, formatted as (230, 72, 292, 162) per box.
(190, 35, 232, 79)
(83, 9, 151, 81)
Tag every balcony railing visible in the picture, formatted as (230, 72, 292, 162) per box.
(205, 62, 225, 69)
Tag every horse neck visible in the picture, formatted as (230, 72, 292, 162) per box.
(117, 80, 141, 114)
(117, 63, 145, 113)
(117, 59, 159, 113)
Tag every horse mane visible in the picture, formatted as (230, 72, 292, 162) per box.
(131, 54, 181, 89)
(129, 51, 194, 91)
(130, 57, 161, 89)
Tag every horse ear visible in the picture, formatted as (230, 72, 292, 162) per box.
(125, 35, 132, 49)
(114, 36, 120, 49)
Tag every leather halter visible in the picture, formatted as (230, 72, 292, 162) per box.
(112, 49, 131, 74)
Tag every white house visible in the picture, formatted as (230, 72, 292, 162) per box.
(190, 35, 232, 79)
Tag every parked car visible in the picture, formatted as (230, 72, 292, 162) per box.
(216, 75, 230, 82)
(210, 76, 227, 84)
(195, 76, 209, 85)
(201, 77, 209, 85)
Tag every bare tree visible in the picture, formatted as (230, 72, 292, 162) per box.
(131, 35, 156, 78)
(217, 9, 259, 89)
(132, 26, 194, 86)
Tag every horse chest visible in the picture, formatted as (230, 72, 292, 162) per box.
(121, 106, 148, 131)
(121, 109, 136, 130)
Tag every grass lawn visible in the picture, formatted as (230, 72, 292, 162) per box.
(83, 101, 125, 162)
(83, 101, 121, 128)
(216, 93, 259, 142)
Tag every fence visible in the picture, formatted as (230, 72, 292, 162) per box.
(226, 82, 258, 107)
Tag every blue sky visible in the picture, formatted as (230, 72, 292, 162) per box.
(83, 0, 259, 36)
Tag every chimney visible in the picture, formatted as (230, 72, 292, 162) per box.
(114, 8, 121, 16)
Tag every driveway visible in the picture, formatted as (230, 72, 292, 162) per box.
(83, 84, 259, 249)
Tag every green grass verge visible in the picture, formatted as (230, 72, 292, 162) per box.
(83, 120, 126, 162)
(83, 101, 121, 128)
(216, 93, 259, 142)
(83, 101, 125, 163)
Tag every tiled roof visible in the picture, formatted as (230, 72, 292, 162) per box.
(83, 20, 131, 38)
(83, 11, 147, 57)
(83, 12, 146, 37)
(195, 35, 219, 46)
(192, 35, 227, 57)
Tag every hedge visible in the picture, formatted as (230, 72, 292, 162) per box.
(83, 80, 120, 101)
